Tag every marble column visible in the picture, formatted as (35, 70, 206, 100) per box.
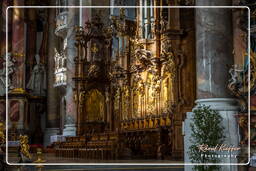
(63, 0, 79, 136)
(44, 8, 60, 147)
(184, 2, 241, 171)
(26, 8, 37, 82)
(196, 5, 233, 98)
(11, 0, 25, 90)
(1, 0, 12, 61)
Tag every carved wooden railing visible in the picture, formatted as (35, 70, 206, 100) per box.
(120, 114, 172, 131)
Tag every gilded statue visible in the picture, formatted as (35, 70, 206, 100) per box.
(132, 74, 145, 118)
(133, 91, 139, 118)
(79, 91, 86, 115)
(19, 135, 32, 162)
(34, 148, 46, 163)
(114, 88, 120, 111)
(162, 78, 169, 112)
(0, 122, 5, 145)
(122, 85, 129, 119)
(73, 93, 78, 102)
(238, 116, 248, 145)
(134, 46, 153, 70)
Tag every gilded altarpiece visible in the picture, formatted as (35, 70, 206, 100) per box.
(69, 6, 196, 160)
(85, 89, 104, 122)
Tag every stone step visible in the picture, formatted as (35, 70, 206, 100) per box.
(44, 165, 184, 171)
(4, 165, 184, 171)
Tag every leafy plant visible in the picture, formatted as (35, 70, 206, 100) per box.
(189, 105, 225, 171)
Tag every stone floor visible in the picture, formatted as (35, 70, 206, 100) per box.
(43, 165, 184, 171)
(8, 153, 184, 164)
(6, 165, 184, 171)
(7, 153, 185, 170)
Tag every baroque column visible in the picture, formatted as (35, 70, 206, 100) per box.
(184, 1, 240, 171)
(11, 0, 25, 91)
(9, 0, 26, 132)
(62, 0, 79, 136)
(44, 7, 60, 146)
(26, 8, 37, 81)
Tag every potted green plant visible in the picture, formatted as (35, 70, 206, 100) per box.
(189, 105, 225, 171)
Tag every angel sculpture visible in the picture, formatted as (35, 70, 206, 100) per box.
(19, 135, 32, 163)
(134, 48, 153, 70)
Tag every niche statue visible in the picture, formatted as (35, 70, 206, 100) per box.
(27, 54, 46, 96)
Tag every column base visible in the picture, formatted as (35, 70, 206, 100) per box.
(44, 128, 60, 147)
(194, 98, 240, 111)
(184, 98, 240, 171)
(63, 124, 76, 137)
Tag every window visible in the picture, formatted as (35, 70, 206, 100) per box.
(56, 0, 68, 15)
(140, 0, 154, 39)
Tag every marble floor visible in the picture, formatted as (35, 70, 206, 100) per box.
(6, 165, 184, 171)
(43, 165, 184, 171)
(8, 153, 184, 164)
(7, 153, 185, 170)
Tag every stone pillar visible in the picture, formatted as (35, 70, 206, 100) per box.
(62, 0, 79, 136)
(44, 8, 60, 147)
(9, 0, 26, 133)
(196, 6, 233, 99)
(12, 0, 25, 90)
(184, 2, 240, 171)
(26, 8, 37, 81)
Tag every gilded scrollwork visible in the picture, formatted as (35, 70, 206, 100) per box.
(250, 50, 256, 92)
(80, 9, 178, 124)
(160, 16, 168, 33)
(228, 49, 255, 111)
(124, 35, 177, 118)
(161, 39, 176, 78)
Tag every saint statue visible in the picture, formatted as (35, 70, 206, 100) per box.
(26, 54, 46, 96)
(0, 53, 15, 96)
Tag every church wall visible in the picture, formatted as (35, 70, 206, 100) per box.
(0, 1, 252, 168)
(171, 7, 196, 159)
